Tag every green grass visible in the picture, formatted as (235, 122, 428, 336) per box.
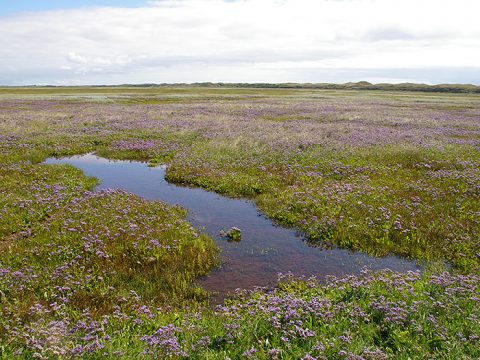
(0, 87, 479, 358)
(2, 270, 479, 359)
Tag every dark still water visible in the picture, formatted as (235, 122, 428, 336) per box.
(45, 154, 421, 297)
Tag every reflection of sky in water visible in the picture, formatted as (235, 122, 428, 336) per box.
(46, 154, 422, 297)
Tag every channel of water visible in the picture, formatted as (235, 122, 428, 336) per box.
(45, 154, 421, 297)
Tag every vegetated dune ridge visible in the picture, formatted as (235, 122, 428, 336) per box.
(5, 81, 480, 93)
(0, 87, 479, 358)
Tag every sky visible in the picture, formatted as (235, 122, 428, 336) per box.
(0, 0, 479, 85)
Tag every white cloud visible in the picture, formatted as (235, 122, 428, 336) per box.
(0, 0, 479, 85)
(67, 52, 88, 64)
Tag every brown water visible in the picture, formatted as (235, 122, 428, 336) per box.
(46, 154, 421, 297)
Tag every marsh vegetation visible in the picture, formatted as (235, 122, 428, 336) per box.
(0, 87, 479, 358)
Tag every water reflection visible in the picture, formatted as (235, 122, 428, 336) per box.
(45, 154, 421, 297)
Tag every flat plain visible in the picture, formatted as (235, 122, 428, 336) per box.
(0, 87, 479, 358)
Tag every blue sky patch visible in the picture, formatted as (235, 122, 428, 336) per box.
(0, 1, 149, 16)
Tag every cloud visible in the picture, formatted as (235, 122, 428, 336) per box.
(67, 52, 88, 64)
(364, 27, 416, 41)
(0, 0, 479, 85)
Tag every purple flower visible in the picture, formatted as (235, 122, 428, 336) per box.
(243, 347, 257, 357)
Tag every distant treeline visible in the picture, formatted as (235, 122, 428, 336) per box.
(25, 81, 480, 93)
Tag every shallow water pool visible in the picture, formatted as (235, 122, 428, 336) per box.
(45, 154, 421, 297)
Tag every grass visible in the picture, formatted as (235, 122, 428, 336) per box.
(0, 87, 479, 358)
(166, 142, 479, 271)
(2, 270, 479, 358)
